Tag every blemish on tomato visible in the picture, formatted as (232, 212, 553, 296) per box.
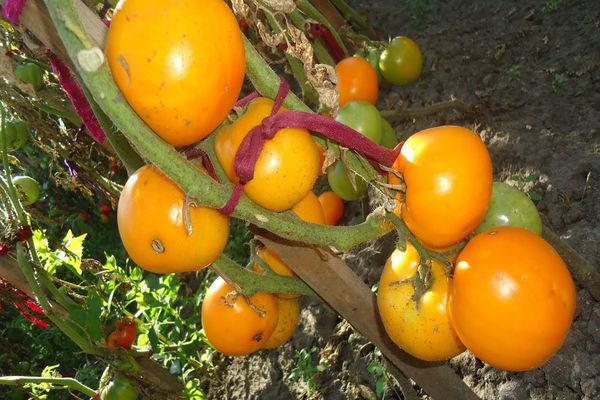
(118, 55, 131, 83)
(253, 332, 263, 342)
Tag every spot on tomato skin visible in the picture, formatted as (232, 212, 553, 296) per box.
(253, 332, 263, 342)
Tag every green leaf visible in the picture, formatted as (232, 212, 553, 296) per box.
(375, 379, 386, 399)
(86, 290, 104, 341)
(148, 323, 160, 351)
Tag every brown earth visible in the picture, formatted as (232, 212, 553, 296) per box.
(206, 1, 600, 399)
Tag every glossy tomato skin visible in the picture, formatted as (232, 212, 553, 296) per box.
(379, 36, 423, 85)
(291, 191, 326, 225)
(335, 100, 383, 144)
(474, 182, 542, 235)
(262, 297, 301, 349)
(202, 277, 279, 355)
(450, 227, 576, 371)
(117, 165, 229, 274)
(335, 56, 379, 107)
(327, 160, 367, 201)
(378, 243, 465, 361)
(106, 0, 245, 147)
(214, 97, 320, 212)
(397, 125, 493, 248)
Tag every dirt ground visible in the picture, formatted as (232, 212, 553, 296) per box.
(206, 1, 600, 399)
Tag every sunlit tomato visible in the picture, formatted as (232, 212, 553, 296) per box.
(318, 191, 344, 225)
(14, 62, 44, 90)
(380, 118, 398, 149)
(327, 160, 367, 201)
(214, 97, 320, 212)
(291, 191, 326, 224)
(114, 317, 137, 349)
(450, 227, 576, 371)
(335, 100, 383, 144)
(100, 374, 138, 400)
(117, 165, 229, 274)
(335, 56, 378, 107)
(106, 330, 122, 349)
(106, 0, 245, 146)
(12, 175, 41, 206)
(262, 297, 301, 349)
(474, 182, 542, 235)
(379, 36, 423, 85)
(202, 277, 279, 355)
(1, 120, 30, 151)
(396, 125, 492, 248)
(378, 242, 465, 361)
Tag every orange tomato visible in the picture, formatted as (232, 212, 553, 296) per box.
(318, 191, 344, 225)
(253, 246, 300, 299)
(335, 56, 379, 107)
(378, 243, 465, 361)
(106, 0, 245, 147)
(117, 165, 229, 273)
(202, 277, 279, 355)
(291, 191, 326, 224)
(215, 97, 321, 211)
(262, 297, 301, 349)
(450, 227, 576, 371)
(395, 125, 492, 248)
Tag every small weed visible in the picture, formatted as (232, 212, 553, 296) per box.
(402, 0, 431, 28)
(367, 348, 389, 399)
(552, 73, 568, 91)
(289, 347, 329, 396)
(511, 173, 544, 202)
(507, 65, 521, 80)
(543, 0, 560, 13)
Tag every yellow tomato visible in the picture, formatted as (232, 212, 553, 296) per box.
(117, 165, 229, 273)
(214, 97, 320, 212)
(377, 243, 465, 361)
(262, 297, 301, 349)
(106, 0, 245, 146)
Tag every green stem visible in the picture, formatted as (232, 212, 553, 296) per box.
(0, 376, 96, 396)
(212, 254, 315, 297)
(81, 84, 145, 175)
(33, 101, 82, 125)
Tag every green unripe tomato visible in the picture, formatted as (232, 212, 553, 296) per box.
(11, 175, 41, 206)
(335, 100, 383, 144)
(100, 374, 138, 400)
(13, 63, 44, 90)
(379, 36, 423, 85)
(327, 160, 367, 201)
(474, 182, 543, 235)
(380, 119, 398, 149)
(1, 120, 30, 151)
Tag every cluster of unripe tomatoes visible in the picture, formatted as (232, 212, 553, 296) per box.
(105, 0, 575, 369)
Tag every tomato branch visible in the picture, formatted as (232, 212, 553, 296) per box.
(0, 375, 96, 396)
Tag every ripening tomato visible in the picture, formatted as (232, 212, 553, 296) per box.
(474, 182, 542, 235)
(100, 374, 138, 400)
(335, 56, 379, 107)
(114, 317, 137, 349)
(262, 297, 301, 349)
(214, 97, 320, 212)
(378, 243, 465, 361)
(291, 191, 326, 225)
(253, 245, 299, 299)
(395, 125, 493, 248)
(379, 36, 423, 85)
(450, 227, 576, 371)
(106, 0, 245, 146)
(318, 191, 344, 225)
(117, 165, 229, 274)
(202, 277, 279, 355)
